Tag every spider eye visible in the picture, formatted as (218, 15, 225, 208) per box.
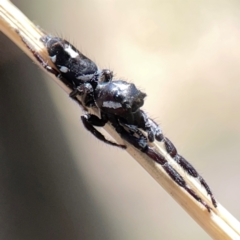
(114, 93, 123, 102)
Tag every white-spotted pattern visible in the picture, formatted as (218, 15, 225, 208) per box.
(64, 44, 79, 58)
(113, 82, 129, 91)
(59, 66, 69, 73)
(76, 74, 93, 81)
(50, 55, 57, 63)
(103, 101, 122, 109)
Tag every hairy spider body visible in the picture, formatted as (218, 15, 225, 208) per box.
(76, 78, 163, 142)
(41, 36, 163, 143)
(41, 36, 98, 86)
(18, 32, 216, 211)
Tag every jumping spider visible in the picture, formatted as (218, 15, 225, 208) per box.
(18, 33, 217, 212)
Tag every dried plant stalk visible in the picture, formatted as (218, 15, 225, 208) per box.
(1, 1, 240, 239)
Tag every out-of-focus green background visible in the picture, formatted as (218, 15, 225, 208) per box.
(0, 0, 240, 239)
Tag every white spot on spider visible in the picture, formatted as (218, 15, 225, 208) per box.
(64, 44, 79, 58)
(59, 66, 69, 73)
(76, 74, 93, 81)
(103, 101, 122, 109)
(113, 82, 129, 91)
(50, 55, 57, 63)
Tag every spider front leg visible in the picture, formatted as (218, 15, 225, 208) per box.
(116, 123, 149, 151)
(134, 110, 163, 142)
(116, 122, 212, 212)
(97, 69, 114, 82)
(164, 137, 217, 208)
(146, 147, 212, 212)
(16, 30, 60, 78)
(17, 31, 84, 107)
(81, 114, 126, 149)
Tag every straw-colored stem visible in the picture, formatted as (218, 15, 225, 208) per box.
(1, 1, 240, 239)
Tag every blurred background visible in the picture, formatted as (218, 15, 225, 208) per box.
(1, 0, 240, 239)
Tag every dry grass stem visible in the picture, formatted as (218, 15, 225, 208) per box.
(1, 1, 240, 239)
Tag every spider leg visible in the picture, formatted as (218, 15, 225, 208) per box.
(164, 137, 217, 207)
(123, 124, 147, 140)
(117, 123, 148, 151)
(68, 88, 86, 109)
(16, 30, 60, 77)
(115, 122, 212, 212)
(135, 110, 164, 142)
(16, 30, 85, 107)
(98, 69, 114, 82)
(147, 117, 164, 141)
(145, 147, 212, 212)
(137, 110, 216, 207)
(81, 114, 126, 149)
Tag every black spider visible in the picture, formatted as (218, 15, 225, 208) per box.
(17, 32, 217, 211)
(41, 36, 163, 147)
